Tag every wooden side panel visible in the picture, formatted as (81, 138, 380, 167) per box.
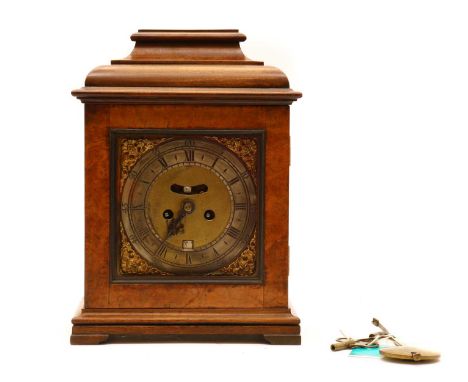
(84, 105, 110, 307)
(263, 107, 290, 307)
(84, 104, 290, 309)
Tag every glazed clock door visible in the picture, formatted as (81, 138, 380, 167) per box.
(111, 129, 264, 283)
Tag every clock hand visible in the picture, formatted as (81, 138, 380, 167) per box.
(165, 209, 185, 240)
(164, 200, 195, 241)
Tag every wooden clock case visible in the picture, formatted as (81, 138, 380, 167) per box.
(71, 30, 302, 345)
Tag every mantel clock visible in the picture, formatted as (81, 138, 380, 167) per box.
(71, 29, 302, 345)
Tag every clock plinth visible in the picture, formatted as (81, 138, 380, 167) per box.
(71, 30, 302, 345)
(71, 307, 300, 345)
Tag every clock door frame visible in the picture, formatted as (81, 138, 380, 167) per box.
(82, 104, 291, 310)
(109, 128, 265, 284)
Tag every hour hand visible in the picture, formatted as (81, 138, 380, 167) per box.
(170, 184, 208, 195)
(165, 210, 185, 239)
(164, 200, 195, 240)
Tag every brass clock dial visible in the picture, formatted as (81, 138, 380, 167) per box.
(121, 138, 257, 274)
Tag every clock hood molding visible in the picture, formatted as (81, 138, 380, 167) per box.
(72, 29, 302, 105)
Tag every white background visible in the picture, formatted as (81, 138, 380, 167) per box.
(1, 0, 467, 380)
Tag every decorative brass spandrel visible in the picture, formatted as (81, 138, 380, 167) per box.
(119, 222, 172, 276)
(209, 136, 257, 179)
(217, 232, 256, 276)
(120, 138, 167, 191)
(118, 135, 258, 277)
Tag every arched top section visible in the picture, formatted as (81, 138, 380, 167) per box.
(72, 29, 302, 105)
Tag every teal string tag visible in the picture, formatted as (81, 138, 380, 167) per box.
(349, 347, 381, 358)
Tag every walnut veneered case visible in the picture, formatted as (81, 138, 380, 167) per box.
(71, 29, 302, 345)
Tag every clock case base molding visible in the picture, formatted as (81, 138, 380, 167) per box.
(70, 307, 300, 345)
